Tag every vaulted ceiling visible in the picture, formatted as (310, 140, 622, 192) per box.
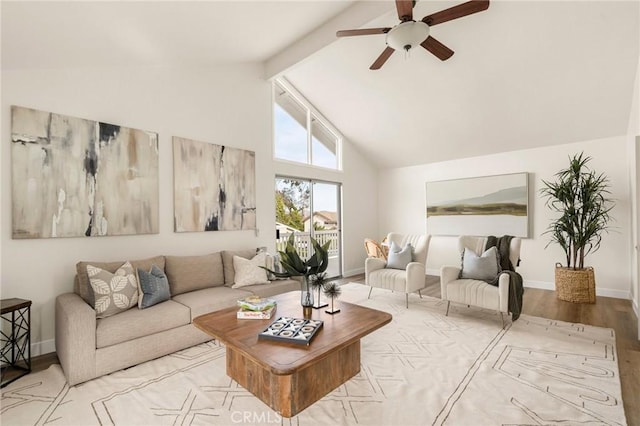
(3, 1, 639, 169)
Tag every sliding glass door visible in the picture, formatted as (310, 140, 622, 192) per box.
(275, 177, 342, 279)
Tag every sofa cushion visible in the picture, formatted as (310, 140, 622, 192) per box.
(232, 253, 269, 288)
(87, 261, 139, 319)
(137, 265, 171, 309)
(96, 299, 191, 348)
(222, 249, 257, 286)
(236, 278, 300, 299)
(367, 268, 407, 293)
(165, 253, 224, 296)
(446, 279, 501, 311)
(76, 256, 165, 306)
(172, 286, 252, 320)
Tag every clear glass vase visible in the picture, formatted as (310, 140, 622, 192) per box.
(300, 275, 314, 307)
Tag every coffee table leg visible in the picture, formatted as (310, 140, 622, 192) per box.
(227, 341, 361, 417)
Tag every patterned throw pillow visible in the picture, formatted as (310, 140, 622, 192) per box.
(137, 265, 171, 309)
(232, 252, 270, 288)
(87, 261, 139, 318)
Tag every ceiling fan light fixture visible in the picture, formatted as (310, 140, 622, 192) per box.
(385, 21, 430, 52)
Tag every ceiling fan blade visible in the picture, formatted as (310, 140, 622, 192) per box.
(422, 0, 489, 27)
(336, 28, 391, 37)
(395, 0, 414, 21)
(370, 47, 395, 70)
(420, 36, 454, 61)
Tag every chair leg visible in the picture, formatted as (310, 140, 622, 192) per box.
(405, 293, 409, 309)
(445, 301, 450, 316)
(368, 287, 373, 299)
(500, 312, 505, 329)
(418, 289, 423, 299)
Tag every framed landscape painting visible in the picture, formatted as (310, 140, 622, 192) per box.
(426, 172, 529, 237)
(11, 106, 159, 239)
(173, 137, 256, 232)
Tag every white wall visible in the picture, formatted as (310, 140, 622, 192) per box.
(628, 56, 640, 321)
(627, 57, 640, 318)
(378, 137, 632, 299)
(1, 66, 378, 355)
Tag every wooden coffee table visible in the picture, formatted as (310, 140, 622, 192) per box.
(193, 291, 391, 417)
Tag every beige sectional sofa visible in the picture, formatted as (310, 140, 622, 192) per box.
(55, 249, 299, 386)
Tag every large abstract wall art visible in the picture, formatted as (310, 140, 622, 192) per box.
(426, 172, 529, 237)
(173, 137, 256, 232)
(11, 106, 159, 239)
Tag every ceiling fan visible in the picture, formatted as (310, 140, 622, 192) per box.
(336, 0, 489, 70)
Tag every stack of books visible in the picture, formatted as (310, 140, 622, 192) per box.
(237, 296, 277, 319)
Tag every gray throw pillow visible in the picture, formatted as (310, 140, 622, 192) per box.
(460, 246, 500, 281)
(386, 241, 413, 270)
(137, 265, 171, 309)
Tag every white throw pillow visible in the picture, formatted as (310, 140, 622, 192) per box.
(232, 252, 270, 288)
(386, 241, 413, 270)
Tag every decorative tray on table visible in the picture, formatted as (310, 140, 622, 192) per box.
(258, 317, 323, 345)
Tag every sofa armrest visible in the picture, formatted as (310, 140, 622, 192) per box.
(405, 262, 426, 293)
(497, 272, 511, 313)
(365, 257, 386, 277)
(56, 293, 97, 386)
(440, 266, 461, 301)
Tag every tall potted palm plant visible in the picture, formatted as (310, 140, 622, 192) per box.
(540, 152, 614, 303)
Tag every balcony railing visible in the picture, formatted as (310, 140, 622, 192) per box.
(275, 230, 340, 260)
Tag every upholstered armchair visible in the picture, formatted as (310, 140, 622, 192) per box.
(440, 236, 521, 326)
(365, 233, 431, 308)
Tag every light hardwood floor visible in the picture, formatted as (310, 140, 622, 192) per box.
(18, 275, 640, 425)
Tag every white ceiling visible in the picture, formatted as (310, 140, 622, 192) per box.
(1, 1, 355, 68)
(284, 0, 640, 167)
(2, 1, 639, 169)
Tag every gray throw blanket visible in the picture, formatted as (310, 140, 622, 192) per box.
(486, 235, 524, 321)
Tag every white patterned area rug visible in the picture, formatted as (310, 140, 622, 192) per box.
(1, 283, 626, 426)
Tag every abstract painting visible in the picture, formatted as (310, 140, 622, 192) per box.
(11, 106, 159, 239)
(173, 137, 256, 232)
(426, 172, 529, 237)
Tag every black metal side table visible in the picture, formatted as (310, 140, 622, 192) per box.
(1, 298, 32, 388)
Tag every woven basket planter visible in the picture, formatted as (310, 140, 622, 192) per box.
(554, 263, 596, 304)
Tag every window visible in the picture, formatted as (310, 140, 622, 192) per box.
(273, 79, 341, 170)
(275, 177, 342, 278)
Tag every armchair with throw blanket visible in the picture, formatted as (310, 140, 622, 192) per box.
(365, 233, 431, 308)
(440, 235, 523, 327)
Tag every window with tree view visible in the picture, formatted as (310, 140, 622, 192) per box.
(273, 79, 341, 170)
(275, 177, 341, 278)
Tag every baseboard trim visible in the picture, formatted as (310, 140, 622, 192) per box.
(523, 280, 554, 290)
(343, 267, 364, 278)
(522, 280, 632, 300)
(32, 339, 55, 357)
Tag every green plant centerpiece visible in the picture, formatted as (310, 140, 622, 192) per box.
(540, 152, 614, 303)
(265, 233, 331, 312)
